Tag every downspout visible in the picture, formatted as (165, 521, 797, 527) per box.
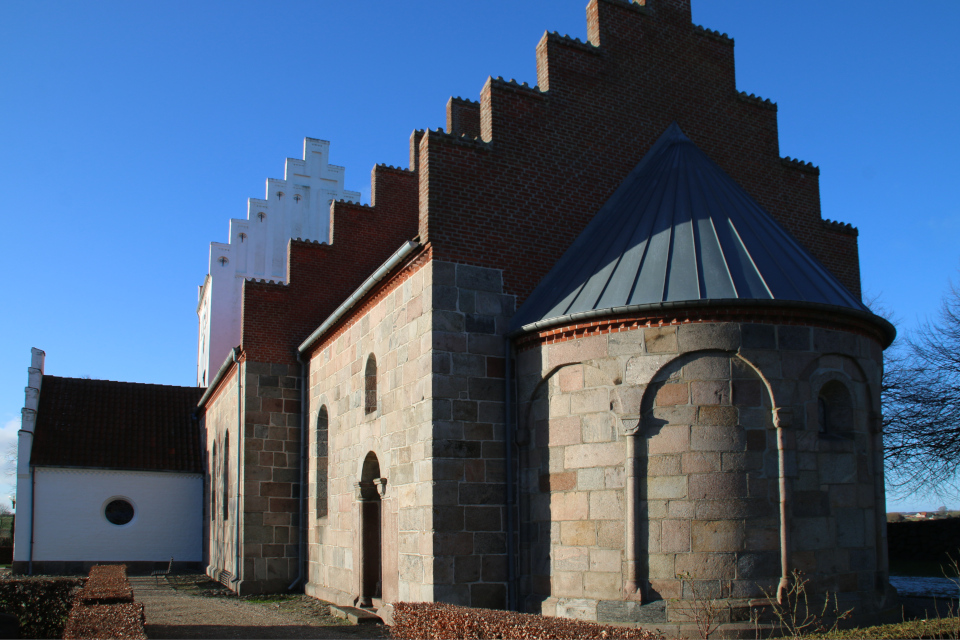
(233, 353, 242, 585)
(504, 339, 517, 610)
(288, 350, 307, 591)
(774, 407, 793, 603)
(290, 240, 419, 593)
(28, 468, 35, 575)
(194, 347, 240, 584)
(194, 348, 243, 584)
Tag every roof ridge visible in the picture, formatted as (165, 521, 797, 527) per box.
(781, 156, 820, 174)
(693, 24, 734, 45)
(546, 31, 601, 54)
(510, 122, 868, 333)
(490, 76, 547, 99)
(823, 218, 858, 236)
(424, 128, 492, 149)
(736, 91, 777, 110)
(41, 374, 202, 391)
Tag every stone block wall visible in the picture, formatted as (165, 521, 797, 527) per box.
(427, 260, 515, 609)
(204, 365, 239, 584)
(301, 257, 514, 610)
(304, 256, 432, 606)
(239, 360, 302, 594)
(516, 318, 887, 627)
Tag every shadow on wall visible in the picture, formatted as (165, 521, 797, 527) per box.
(637, 351, 779, 606)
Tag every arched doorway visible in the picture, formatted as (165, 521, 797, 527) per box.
(357, 452, 385, 607)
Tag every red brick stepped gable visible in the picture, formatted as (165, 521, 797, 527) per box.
(242, 164, 419, 365)
(417, 0, 861, 305)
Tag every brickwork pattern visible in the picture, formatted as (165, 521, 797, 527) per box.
(418, 0, 862, 308)
(516, 319, 887, 626)
(242, 164, 419, 365)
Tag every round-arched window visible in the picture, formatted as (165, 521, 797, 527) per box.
(104, 498, 135, 525)
(818, 380, 853, 435)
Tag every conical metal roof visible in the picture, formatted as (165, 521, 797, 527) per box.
(510, 123, 868, 334)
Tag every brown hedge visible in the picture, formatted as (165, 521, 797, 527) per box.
(63, 602, 146, 640)
(79, 565, 133, 604)
(63, 564, 145, 639)
(389, 602, 665, 640)
(0, 577, 84, 639)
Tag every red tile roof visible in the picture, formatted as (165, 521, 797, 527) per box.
(31, 376, 204, 473)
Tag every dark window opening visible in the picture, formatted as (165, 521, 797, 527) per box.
(818, 380, 854, 436)
(316, 406, 328, 518)
(222, 433, 230, 520)
(364, 355, 377, 415)
(105, 499, 134, 526)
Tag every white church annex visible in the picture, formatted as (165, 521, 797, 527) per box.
(197, 139, 361, 387)
(14, 349, 205, 574)
(14, 138, 364, 575)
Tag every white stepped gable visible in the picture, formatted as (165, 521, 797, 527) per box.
(197, 138, 360, 386)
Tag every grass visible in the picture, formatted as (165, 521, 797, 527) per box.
(801, 616, 960, 639)
(242, 594, 298, 604)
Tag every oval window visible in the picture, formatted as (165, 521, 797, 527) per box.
(104, 498, 135, 525)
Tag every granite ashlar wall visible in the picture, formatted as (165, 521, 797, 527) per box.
(204, 364, 239, 585)
(304, 257, 432, 606)
(304, 258, 515, 610)
(516, 320, 888, 628)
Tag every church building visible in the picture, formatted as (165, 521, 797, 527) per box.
(194, 0, 896, 629)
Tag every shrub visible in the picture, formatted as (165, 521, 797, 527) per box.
(0, 578, 85, 638)
(63, 564, 146, 639)
(63, 602, 146, 640)
(390, 602, 665, 640)
(80, 565, 133, 603)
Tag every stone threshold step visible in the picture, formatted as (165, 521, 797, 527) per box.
(329, 604, 383, 625)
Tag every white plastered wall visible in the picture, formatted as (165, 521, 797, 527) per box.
(197, 138, 361, 385)
(31, 468, 202, 562)
(13, 347, 44, 564)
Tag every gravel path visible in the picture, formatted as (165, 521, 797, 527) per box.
(131, 576, 386, 639)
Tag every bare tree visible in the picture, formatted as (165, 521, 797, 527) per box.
(3, 442, 15, 478)
(883, 282, 960, 499)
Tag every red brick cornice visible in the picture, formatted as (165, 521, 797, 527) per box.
(514, 303, 891, 351)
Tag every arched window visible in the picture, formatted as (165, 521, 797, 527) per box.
(222, 432, 230, 520)
(364, 355, 377, 415)
(316, 406, 328, 517)
(211, 442, 218, 521)
(818, 380, 853, 435)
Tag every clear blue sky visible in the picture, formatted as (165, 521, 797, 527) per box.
(1, 1, 957, 512)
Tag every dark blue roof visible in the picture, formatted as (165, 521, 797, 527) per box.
(510, 123, 868, 334)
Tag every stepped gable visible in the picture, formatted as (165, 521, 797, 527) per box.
(241, 163, 419, 364)
(31, 376, 204, 473)
(416, 0, 862, 303)
(510, 123, 869, 334)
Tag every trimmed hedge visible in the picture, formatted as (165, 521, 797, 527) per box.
(0, 577, 85, 639)
(390, 602, 665, 640)
(80, 565, 134, 604)
(64, 564, 146, 639)
(63, 602, 146, 640)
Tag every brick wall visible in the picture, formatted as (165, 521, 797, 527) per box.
(417, 0, 861, 306)
(241, 164, 419, 366)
